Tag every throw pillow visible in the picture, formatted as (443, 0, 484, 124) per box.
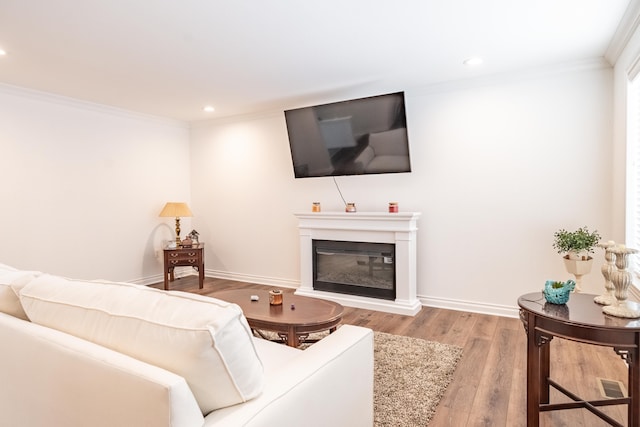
(0, 270, 41, 320)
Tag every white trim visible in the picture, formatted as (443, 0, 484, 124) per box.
(189, 108, 284, 128)
(206, 269, 300, 289)
(606, 0, 640, 65)
(130, 274, 164, 286)
(420, 295, 520, 319)
(628, 53, 640, 81)
(0, 82, 188, 129)
(412, 57, 611, 96)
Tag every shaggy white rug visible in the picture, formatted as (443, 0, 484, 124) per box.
(254, 330, 463, 426)
(373, 332, 462, 426)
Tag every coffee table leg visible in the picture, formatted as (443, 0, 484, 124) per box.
(287, 326, 299, 347)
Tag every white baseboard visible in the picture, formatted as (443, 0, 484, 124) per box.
(206, 269, 300, 289)
(419, 295, 520, 318)
(130, 267, 197, 286)
(131, 274, 163, 286)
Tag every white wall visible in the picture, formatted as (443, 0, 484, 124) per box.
(0, 84, 191, 282)
(0, 63, 613, 315)
(190, 63, 613, 316)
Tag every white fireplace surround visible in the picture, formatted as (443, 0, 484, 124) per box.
(294, 211, 422, 316)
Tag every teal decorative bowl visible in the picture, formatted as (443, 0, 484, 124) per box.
(543, 280, 575, 305)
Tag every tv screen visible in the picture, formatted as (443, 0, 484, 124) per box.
(285, 92, 411, 178)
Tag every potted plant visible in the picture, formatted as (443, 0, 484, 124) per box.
(552, 226, 601, 292)
(553, 226, 601, 259)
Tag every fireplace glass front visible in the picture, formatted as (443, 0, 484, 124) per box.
(312, 239, 395, 300)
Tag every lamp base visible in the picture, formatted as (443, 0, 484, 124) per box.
(175, 217, 182, 246)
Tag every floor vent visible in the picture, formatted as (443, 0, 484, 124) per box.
(597, 378, 627, 399)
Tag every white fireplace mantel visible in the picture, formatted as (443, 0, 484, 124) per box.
(294, 211, 422, 316)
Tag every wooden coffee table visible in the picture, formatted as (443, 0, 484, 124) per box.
(212, 289, 344, 347)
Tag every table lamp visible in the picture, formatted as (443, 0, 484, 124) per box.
(159, 202, 193, 245)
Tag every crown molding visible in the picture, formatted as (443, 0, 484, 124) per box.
(606, 0, 640, 65)
(0, 82, 188, 129)
(411, 57, 611, 97)
(189, 108, 284, 129)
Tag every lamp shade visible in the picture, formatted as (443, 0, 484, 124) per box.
(159, 202, 192, 218)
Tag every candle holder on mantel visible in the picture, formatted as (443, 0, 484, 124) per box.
(602, 245, 640, 318)
(594, 241, 617, 305)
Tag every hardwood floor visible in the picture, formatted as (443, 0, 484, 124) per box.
(155, 276, 630, 426)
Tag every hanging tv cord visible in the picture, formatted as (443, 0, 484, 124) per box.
(333, 176, 347, 207)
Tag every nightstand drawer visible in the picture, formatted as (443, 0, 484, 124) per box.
(167, 251, 200, 261)
(168, 257, 199, 266)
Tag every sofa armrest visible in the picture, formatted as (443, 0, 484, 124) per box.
(204, 324, 374, 427)
(0, 312, 204, 427)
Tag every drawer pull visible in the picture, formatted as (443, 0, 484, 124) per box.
(188, 252, 196, 256)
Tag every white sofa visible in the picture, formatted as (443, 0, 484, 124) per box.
(0, 264, 374, 427)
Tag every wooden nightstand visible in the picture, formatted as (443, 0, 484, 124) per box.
(163, 243, 204, 290)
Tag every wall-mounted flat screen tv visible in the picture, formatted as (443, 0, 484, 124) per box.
(284, 92, 411, 178)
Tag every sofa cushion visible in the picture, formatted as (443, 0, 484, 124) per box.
(18, 275, 264, 414)
(0, 270, 41, 320)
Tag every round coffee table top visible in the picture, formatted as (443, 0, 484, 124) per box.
(212, 289, 344, 338)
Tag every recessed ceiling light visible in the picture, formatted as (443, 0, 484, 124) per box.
(463, 57, 483, 66)
(203, 105, 215, 113)
(0, 49, 6, 56)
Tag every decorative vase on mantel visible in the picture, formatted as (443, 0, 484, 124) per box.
(562, 251, 593, 293)
(602, 245, 640, 319)
(594, 241, 617, 305)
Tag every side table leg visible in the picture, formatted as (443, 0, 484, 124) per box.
(526, 315, 541, 427)
(629, 345, 639, 426)
(541, 340, 550, 404)
(199, 263, 204, 289)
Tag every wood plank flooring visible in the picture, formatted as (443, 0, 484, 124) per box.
(153, 276, 630, 426)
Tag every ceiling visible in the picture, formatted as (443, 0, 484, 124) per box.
(0, 0, 636, 122)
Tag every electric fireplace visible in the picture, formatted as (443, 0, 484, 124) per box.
(313, 239, 395, 300)
(294, 211, 421, 316)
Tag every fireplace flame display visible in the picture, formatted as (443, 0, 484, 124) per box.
(312, 239, 396, 300)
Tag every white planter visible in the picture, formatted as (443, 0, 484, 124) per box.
(567, 250, 590, 261)
(563, 256, 593, 275)
(562, 256, 593, 292)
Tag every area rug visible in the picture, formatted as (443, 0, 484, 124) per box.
(373, 331, 462, 426)
(254, 330, 463, 426)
